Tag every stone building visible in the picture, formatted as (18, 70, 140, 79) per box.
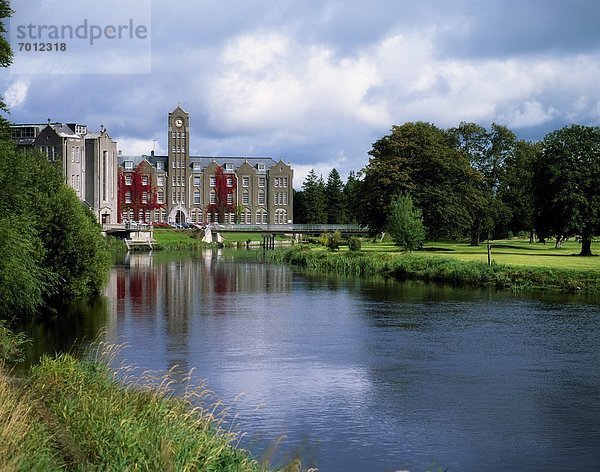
(10, 121, 119, 224)
(118, 106, 294, 225)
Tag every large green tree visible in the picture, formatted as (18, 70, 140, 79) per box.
(448, 122, 517, 245)
(343, 171, 362, 224)
(302, 169, 327, 224)
(360, 122, 481, 238)
(0, 143, 111, 315)
(0, 1, 12, 140)
(497, 140, 540, 242)
(534, 125, 600, 256)
(325, 168, 345, 224)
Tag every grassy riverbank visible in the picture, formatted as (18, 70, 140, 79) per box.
(0, 352, 261, 471)
(265, 244, 600, 292)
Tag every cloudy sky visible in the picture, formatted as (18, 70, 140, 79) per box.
(3, 0, 600, 186)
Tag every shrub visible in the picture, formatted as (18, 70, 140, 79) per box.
(347, 236, 362, 251)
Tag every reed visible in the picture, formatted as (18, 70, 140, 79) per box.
(24, 348, 260, 471)
(264, 246, 600, 292)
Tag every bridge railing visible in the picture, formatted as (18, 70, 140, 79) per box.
(211, 224, 368, 233)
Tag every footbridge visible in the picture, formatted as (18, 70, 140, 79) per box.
(208, 223, 370, 248)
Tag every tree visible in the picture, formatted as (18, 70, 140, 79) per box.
(448, 122, 517, 245)
(302, 169, 327, 224)
(361, 122, 480, 239)
(0, 142, 110, 315)
(534, 125, 600, 256)
(343, 171, 362, 224)
(292, 189, 308, 223)
(387, 194, 425, 251)
(0, 0, 12, 141)
(325, 168, 345, 224)
(497, 140, 540, 242)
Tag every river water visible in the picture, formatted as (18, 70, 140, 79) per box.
(22, 251, 600, 471)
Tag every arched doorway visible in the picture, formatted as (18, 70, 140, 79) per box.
(175, 210, 185, 224)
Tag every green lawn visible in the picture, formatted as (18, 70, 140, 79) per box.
(360, 238, 600, 271)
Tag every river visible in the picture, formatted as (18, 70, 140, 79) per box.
(22, 251, 600, 471)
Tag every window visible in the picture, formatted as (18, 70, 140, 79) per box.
(242, 190, 249, 205)
(210, 190, 216, 204)
(258, 190, 265, 205)
(194, 190, 201, 204)
(257, 163, 265, 171)
(141, 175, 149, 186)
(156, 161, 164, 170)
(76, 175, 80, 191)
(226, 177, 233, 187)
(275, 177, 280, 188)
(142, 192, 148, 204)
(125, 174, 132, 185)
(256, 209, 268, 224)
(275, 209, 287, 225)
(157, 176, 164, 186)
(125, 161, 133, 170)
(283, 177, 288, 187)
(102, 152, 107, 202)
(125, 191, 132, 203)
(210, 176, 216, 187)
(71, 148, 75, 162)
(172, 176, 176, 186)
(283, 192, 288, 205)
(258, 177, 266, 187)
(242, 176, 249, 187)
(227, 193, 233, 205)
(193, 176, 201, 186)
(225, 163, 233, 171)
(145, 210, 150, 222)
(75, 147, 80, 163)
(157, 190, 164, 204)
(172, 191, 176, 203)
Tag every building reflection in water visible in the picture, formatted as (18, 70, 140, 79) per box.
(105, 251, 293, 375)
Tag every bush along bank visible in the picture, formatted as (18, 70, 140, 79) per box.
(264, 246, 600, 292)
(1, 352, 260, 471)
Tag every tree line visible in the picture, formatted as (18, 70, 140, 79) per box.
(294, 122, 600, 256)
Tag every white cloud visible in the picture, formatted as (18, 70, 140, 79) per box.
(4, 80, 30, 108)
(115, 137, 159, 155)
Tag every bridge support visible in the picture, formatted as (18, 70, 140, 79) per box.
(262, 234, 276, 250)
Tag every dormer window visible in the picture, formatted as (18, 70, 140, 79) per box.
(156, 161, 163, 170)
(257, 163, 266, 171)
(225, 163, 233, 171)
(124, 161, 133, 170)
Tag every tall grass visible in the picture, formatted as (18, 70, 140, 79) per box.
(23, 345, 259, 471)
(265, 246, 600, 292)
(0, 369, 63, 471)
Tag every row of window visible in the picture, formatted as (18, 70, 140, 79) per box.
(125, 188, 288, 207)
(124, 174, 150, 186)
(171, 132, 186, 139)
(273, 177, 289, 188)
(171, 146, 186, 153)
(71, 146, 81, 163)
(121, 208, 287, 225)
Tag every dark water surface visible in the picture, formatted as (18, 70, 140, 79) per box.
(23, 251, 600, 471)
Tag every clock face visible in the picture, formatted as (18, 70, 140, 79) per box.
(175, 118, 183, 127)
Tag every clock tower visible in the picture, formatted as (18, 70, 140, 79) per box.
(167, 106, 190, 223)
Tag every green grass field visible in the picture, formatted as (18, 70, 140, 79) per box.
(358, 238, 600, 271)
